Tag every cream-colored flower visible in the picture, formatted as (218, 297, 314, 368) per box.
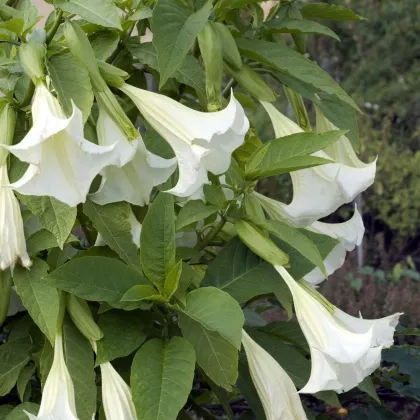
(261, 102, 376, 227)
(90, 108, 176, 206)
(242, 329, 308, 419)
(119, 84, 249, 197)
(275, 265, 401, 394)
(0, 164, 31, 270)
(304, 206, 365, 285)
(25, 333, 79, 420)
(6, 83, 116, 207)
(100, 361, 137, 420)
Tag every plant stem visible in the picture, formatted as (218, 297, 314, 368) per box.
(46, 9, 63, 44)
(108, 22, 136, 64)
(222, 78, 238, 98)
(197, 218, 226, 250)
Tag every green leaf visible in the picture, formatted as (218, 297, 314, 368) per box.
(358, 376, 380, 404)
(16, 364, 35, 403)
(131, 337, 196, 420)
(176, 200, 218, 231)
(13, 259, 62, 346)
(300, 3, 365, 21)
(164, 260, 183, 299)
(247, 130, 346, 178)
(47, 53, 94, 122)
(383, 346, 420, 388)
(141, 192, 176, 289)
(0, 405, 14, 420)
(121, 285, 165, 303)
(128, 6, 153, 21)
(17, 195, 76, 249)
(264, 18, 340, 40)
(55, 0, 122, 29)
(15, 0, 39, 34)
(63, 318, 96, 420)
(178, 287, 244, 349)
(268, 220, 326, 276)
(237, 38, 359, 110)
(179, 314, 238, 390)
(96, 310, 147, 365)
(83, 200, 140, 267)
(0, 338, 31, 396)
(203, 185, 227, 209)
(90, 31, 120, 60)
(202, 237, 290, 304)
(26, 229, 61, 255)
(152, 0, 212, 86)
(4, 403, 39, 420)
(396, 328, 420, 337)
(261, 321, 308, 351)
(45, 256, 149, 304)
(235, 220, 289, 267)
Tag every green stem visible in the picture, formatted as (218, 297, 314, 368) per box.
(107, 22, 136, 64)
(222, 78, 238, 98)
(197, 218, 226, 250)
(46, 9, 64, 44)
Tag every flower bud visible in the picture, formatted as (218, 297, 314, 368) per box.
(198, 22, 223, 111)
(66, 294, 103, 341)
(212, 22, 242, 70)
(0, 270, 12, 325)
(284, 86, 311, 131)
(19, 40, 46, 85)
(98, 61, 129, 88)
(225, 63, 276, 102)
(0, 103, 15, 165)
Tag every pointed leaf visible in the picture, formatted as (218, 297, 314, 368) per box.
(176, 200, 218, 231)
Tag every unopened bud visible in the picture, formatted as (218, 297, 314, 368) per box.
(66, 294, 103, 341)
(212, 22, 242, 70)
(98, 61, 129, 88)
(284, 86, 311, 131)
(0, 103, 15, 165)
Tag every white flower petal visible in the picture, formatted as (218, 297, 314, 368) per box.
(6, 84, 116, 207)
(242, 329, 308, 420)
(120, 84, 248, 197)
(101, 362, 137, 420)
(275, 265, 399, 394)
(304, 207, 365, 285)
(0, 165, 31, 270)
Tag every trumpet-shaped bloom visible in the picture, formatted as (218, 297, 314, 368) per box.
(304, 206, 365, 285)
(261, 102, 376, 227)
(0, 165, 31, 270)
(100, 361, 137, 420)
(6, 84, 117, 207)
(242, 329, 308, 420)
(26, 333, 79, 420)
(275, 265, 401, 394)
(119, 84, 249, 198)
(90, 109, 176, 206)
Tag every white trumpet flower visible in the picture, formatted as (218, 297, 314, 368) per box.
(242, 329, 308, 420)
(90, 109, 176, 206)
(261, 102, 376, 227)
(119, 84, 249, 198)
(26, 333, 79, 420)
(275, 265, 401, 394)
(0, 164, 31, 270)
(5, 84, 117, 207)
(100, 361, 138, 420)
(304, 206, 365, 285)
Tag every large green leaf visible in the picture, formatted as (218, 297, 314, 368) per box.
(13, 259, 62, 346)
(176, 200, 218, 231)
(17, 195, 76, 249)
(383, 346, 420, 388)
(96, 310, 147, 365)
(264, 18, 339, 40)
(202, 238, 290, 304)
(178, 287, 244, 349)
(268, 220, 326, 276)
(300, 3, 365, 21)
(3, 403, 39, 420)
(152, 0, 212, 86)
(90, 30, 120, 60)
(131, 337, 196, 420)
(261, 321, 308, 351)
(47, 53, 94, 123)
(63, 318, 96, 420)
(0, 338, 31, 396)
(55, 0, 122, 29)
(140, 192, 176, 290)
(237, 37, 359, 110)
(83, 200, 140, 267)
(45, 256, 149, 304)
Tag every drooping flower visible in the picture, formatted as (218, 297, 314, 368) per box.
(275, 265, 401, 394)
(119, 84, 249, 198)
(0, 164, 31, 270)
(260, 102, 376, 227)
(90, 108, 176, 206)
(304, 206, 365, 285)
(25, 333, 79, 420)
(100, 361, 138, 420)
(5, 83, 117, 207)
(242, 329, 308, 420)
